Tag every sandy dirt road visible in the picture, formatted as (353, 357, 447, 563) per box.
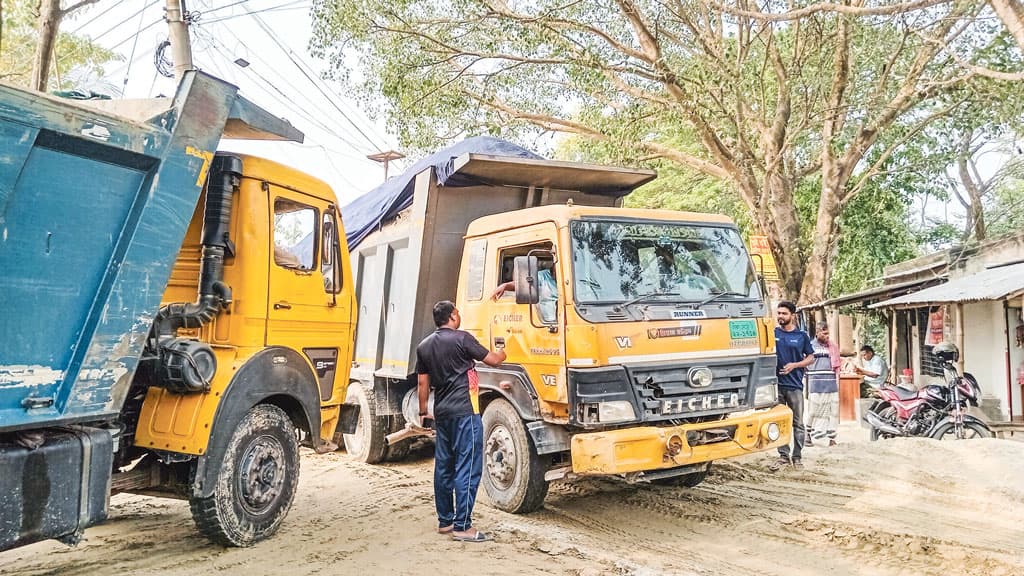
(2, 426, 1022, 576)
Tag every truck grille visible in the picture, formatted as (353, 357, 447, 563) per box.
(629, 363, 751, 421)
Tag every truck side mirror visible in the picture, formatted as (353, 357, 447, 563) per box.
(513, 255, 540, 305)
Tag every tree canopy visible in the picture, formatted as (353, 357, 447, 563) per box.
(1, 0, 117, 91)
(311, 0, 1024, 302)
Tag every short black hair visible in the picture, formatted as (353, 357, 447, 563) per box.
(861, 345, 875, 354)
(433, 300, 455, 327)
(777, 300, 797, 314)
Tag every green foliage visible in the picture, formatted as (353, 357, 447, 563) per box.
(986, 176, 1024, 237)
(830, 182, 919, 298)
(0, 0, 120, 90)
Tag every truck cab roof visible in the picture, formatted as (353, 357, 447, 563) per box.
(230, 154, 337, 203)
(465, 205, 738, 238)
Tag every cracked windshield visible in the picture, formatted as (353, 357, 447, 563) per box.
(571, 220, 758, 303)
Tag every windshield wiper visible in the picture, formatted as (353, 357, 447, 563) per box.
(694, 290, 750, 307)
(614, 291, 680, 312)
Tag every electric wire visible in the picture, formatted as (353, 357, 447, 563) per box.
(201, 20, 380, 157)
(244, 7, 390, 153)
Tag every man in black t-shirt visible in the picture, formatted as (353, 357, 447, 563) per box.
(416, 300, 506, 542)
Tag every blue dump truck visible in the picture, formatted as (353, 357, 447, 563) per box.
(0, 72, 360, 550)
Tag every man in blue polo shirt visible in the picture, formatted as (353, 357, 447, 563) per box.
(770, 300, 815, 471)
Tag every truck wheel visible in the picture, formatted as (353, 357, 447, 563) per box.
(652, 463, 710, 488)
(342, 382, 389, 463)
(190, 404, 299, 547)
(481, 399, 549, 514)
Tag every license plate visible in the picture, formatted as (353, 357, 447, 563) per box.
(729, 319, 757, 340)
(661, 393, 740, 415)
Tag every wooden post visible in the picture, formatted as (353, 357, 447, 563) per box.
(955, 303, 965, 374)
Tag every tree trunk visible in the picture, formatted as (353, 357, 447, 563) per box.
(989, 0, 1024, 53)
(749, 174, 804, 301)
(31, 0, 62, 92)
(798, 181, 843, 305)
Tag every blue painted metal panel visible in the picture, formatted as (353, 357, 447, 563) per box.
(0, 72, 297, 431)
(0, 122, 38, 217)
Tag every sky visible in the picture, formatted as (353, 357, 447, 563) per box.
(65, 0, 403, 205)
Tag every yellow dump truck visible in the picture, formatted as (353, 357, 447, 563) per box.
(0, 71, 358, 551)
(342, 137, 790, 513)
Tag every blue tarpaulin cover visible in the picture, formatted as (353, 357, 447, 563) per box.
(341, 136, 543, 249)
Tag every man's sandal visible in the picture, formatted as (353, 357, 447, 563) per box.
(452, 531, 493, 542)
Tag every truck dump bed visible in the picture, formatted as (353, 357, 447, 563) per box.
(346, 142, 655, 398)
(0, 72, 301, 432)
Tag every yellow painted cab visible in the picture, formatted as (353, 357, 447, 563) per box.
(131, 153, 357, 545)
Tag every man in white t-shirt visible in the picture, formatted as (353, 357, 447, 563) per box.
(855, 345, 888, 396)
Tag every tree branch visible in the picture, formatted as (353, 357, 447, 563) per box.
(702, 0, 951, 22)
(61, 0, 101, 17)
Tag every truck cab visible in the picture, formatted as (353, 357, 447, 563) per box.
(457, 205, 791, 511)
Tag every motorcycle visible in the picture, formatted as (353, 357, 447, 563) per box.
(864, 342, 993, 440)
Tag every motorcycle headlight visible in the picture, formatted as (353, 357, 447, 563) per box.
(753, 383, 778, 408)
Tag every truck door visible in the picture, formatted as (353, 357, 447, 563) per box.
(490, 228, 566, 405)
(266, 189, 352, 403)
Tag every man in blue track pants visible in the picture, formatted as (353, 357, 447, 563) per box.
(416, 300, 506, 542)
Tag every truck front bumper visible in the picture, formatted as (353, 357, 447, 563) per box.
(570, 404, 792, 476)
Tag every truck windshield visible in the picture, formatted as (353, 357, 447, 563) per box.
(570, 220, 759, 304)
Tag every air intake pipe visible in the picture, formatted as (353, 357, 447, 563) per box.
(154, 154, 242, 335)
(144, 155, 242, 394)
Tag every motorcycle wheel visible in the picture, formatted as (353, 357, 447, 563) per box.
(869, 405, 898, 441)
(929, 420, 992, 440)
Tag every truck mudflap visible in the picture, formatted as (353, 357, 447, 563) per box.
(569, 405, 792, 476)
(0, 426, 113, 552)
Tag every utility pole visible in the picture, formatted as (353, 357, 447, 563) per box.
(165, 0, 194, 83)
(367, 150, 406, 181)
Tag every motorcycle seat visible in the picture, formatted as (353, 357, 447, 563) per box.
(883, 384, 919, 401)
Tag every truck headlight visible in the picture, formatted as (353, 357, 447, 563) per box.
(753, 383, 778, 408)
(598, 401, 636, 423)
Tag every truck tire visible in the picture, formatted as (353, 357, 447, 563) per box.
(342, 382, 389, 463)
(190, 404, 299, 547)
(481, 399, 549, 514)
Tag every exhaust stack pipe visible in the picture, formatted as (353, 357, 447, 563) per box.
(864, 410, 903, 437)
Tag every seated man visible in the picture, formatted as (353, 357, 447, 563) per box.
(491, 260, 558, 323)
(855, 345, 889, 396)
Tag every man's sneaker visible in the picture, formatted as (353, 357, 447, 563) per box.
(767, 457, 791, 472)
(792, 458, 804, 469)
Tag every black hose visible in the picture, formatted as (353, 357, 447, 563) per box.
(154, 154, 243, 336)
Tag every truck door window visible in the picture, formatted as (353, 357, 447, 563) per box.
(273, 198, 317, 271)
(496, 242, 557, 323)
(322, 212, 341, 293)
(466, 239, 487, 301)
